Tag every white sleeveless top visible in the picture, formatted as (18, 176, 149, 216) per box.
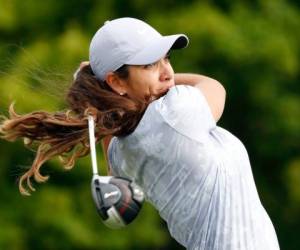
(108, 85, 280, 250)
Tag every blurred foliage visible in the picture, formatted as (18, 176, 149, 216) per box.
(0, 0, 299, 249)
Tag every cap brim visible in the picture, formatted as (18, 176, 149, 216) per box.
(126, 34, 189, 65)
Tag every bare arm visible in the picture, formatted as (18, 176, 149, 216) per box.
(174, 73, 226, 122)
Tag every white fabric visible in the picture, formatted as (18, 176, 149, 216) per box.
(108, 85, 280, 250)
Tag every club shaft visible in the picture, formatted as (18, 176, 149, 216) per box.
(88, 115, 99, 175)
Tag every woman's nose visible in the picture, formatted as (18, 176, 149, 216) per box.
(159, 60, 172, 81)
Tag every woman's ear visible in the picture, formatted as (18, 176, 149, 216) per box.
(105, 72, 127, 96)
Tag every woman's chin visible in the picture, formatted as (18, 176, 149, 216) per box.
(157, 89, 170, 98)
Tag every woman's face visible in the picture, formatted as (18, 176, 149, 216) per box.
(122, 54, 175, 102)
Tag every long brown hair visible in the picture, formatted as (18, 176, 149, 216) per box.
(0, 64, 147, 195)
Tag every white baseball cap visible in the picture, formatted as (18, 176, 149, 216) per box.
(89, 17, 189, 80)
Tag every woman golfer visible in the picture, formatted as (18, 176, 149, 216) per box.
(1, 18, 279, 249)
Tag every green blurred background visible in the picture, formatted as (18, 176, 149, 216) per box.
(0, 0, 299, 249)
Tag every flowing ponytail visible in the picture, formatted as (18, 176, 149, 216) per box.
(0, 64, 147, 195)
